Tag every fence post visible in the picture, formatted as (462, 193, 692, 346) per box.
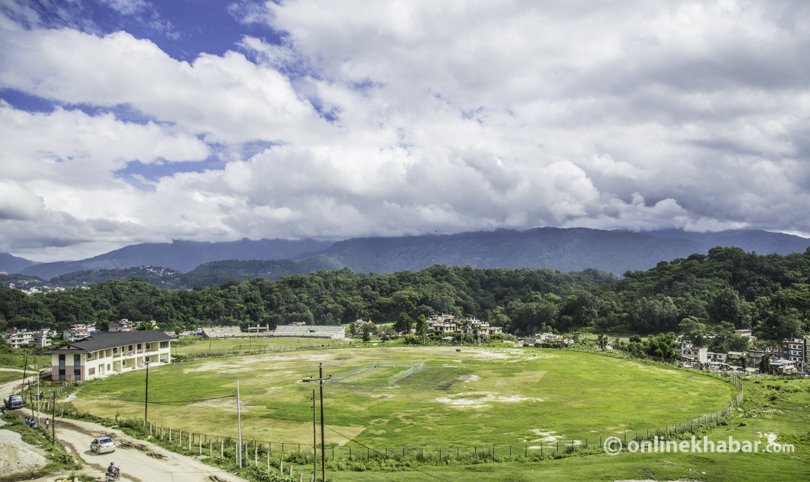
(221, 440, 224, 457)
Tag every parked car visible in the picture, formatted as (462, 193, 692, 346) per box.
(3, 394, 23, 410)
(90, 436, 116, 454)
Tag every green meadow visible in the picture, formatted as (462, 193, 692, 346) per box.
(335, 377, 810, 481)
(69, 347, 734, 450)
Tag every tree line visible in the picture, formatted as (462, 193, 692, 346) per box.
(1, 247, 808, 342)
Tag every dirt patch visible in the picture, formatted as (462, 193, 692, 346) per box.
(435, 392, 543, 409)
(458, 374, 481, 383)
(0, 429, 48, 475)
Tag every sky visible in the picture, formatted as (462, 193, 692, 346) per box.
(1, 0, 810, 262)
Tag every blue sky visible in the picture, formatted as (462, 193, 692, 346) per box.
(1, 0, 810, 261)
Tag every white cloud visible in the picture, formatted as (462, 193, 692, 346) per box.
(2, 1, 810, 260)
(0, 103, 210, 186)
(0, 26, 326, 144)
(0, 180, 44, 220)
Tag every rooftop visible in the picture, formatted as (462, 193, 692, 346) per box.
(47, 330, 173, 354)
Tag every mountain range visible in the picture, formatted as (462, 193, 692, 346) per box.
(2, 228, 809, 287)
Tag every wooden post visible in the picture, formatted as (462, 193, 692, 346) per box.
(221, 440, 224, 457)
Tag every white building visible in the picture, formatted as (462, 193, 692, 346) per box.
(63, 323, 92, 342)
(272, 325, 346, 339)
(3, 328, 34, 349)
(48, 330, 173, 382)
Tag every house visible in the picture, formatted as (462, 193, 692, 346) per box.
(780, 338, 806, 363)
(63, 323, 92, 342)
(47, 330, 173, 382)
(734, 329, 757, 343)
(677, 341, 708, 366)
(425, 314, 503, 338)
(108, 319, 135, 332)
(3, 328, 34, 349)
(272, 325, 346, 339)
(769, 358, 797, 375)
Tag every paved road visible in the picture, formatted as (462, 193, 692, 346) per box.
(55, 417, 247, 482)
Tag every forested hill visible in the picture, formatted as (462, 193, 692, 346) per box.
(7, 228, 810, 281)
(1, 247, 809, 342)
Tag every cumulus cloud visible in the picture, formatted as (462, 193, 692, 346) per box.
(2, 1, 810, 259)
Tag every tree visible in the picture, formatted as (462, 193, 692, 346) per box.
(643, 333, 678, 361)
(394, 312, 413, 333)
(759, 354, 771, 374)
(415, 315, 428, 343)
(596, 334, 608, 350)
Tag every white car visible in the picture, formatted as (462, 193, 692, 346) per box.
(90, 436, 116, 454)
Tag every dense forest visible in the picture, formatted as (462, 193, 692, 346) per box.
(1, 247, 809, 342)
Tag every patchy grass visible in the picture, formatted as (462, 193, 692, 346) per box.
(332, 377, 810, 481)
(69, 347, 733, 451)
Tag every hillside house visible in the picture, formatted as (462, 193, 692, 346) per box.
(781, 338, 806, 364)
(63, 323, 92, 342)
(426, 314, 502, 338)
(108, 319, 135, 332)
(47, 330, 173, 382)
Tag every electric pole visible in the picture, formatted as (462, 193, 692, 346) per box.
(311, 389, 317, 481)
(302, 362, 331, 481)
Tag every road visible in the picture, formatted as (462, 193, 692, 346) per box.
(55, 417, 247, 482)
(2, 372, 245, 482)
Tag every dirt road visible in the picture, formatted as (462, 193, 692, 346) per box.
(55, 417, 247, 482)
(2, 374, 245, 482)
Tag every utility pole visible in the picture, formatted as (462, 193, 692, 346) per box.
(50, 391, 55, 444)
(36, 361, 41, 421)
(20, 351, 28, 394)
(311, 389, 317, 481)
(236, 380, 242, 468)
(143, 359, 150, 427)
(302, 363, 331, 482)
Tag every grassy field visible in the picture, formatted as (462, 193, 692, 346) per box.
(334, 377, 810, 481)
(69, 347, 734, 451)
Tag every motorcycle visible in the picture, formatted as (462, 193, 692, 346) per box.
(105, 464, 121, 481)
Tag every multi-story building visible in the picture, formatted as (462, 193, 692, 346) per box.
(48, 330, 173, 382)
(780, 338, 806, 363)
(426, 315, 503, 338)
(3, 328, 35, 349)
(63, 323, 92, 342)
(108, 319, 135, 332)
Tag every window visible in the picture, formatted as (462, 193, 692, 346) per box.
(88, 367, 95, 376)
(137, 344, 142, 349)
(58, 354, 66, 380)
(160, 341, 169, 349)
(74, 355, 81, 380)
(128, 345, 134, 351)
